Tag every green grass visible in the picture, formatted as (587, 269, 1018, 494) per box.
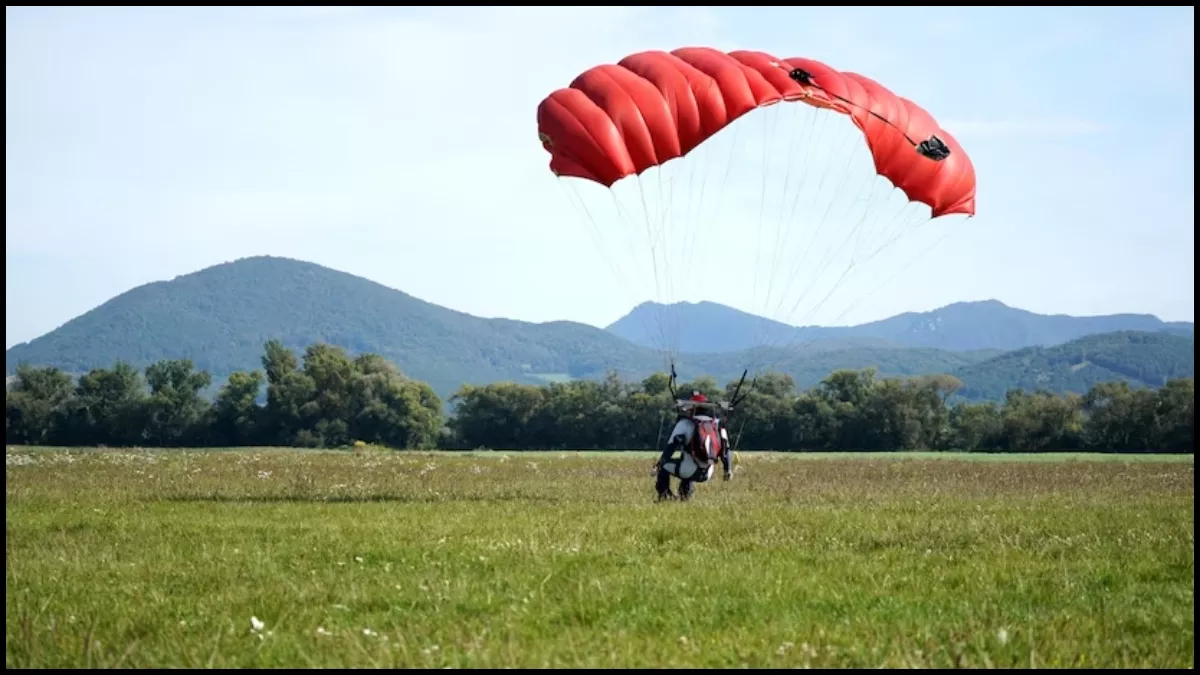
(5, 446, 1194, 668)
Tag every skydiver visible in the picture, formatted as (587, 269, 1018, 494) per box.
(654, 391, 733, 502)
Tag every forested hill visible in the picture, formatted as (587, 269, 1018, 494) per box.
(950, 331, 1195, 401)
(4, 256, 657, 396)
(5, 256, 1192, 400)
(608, 299, 1194, 354)
(3, 257, 991, 396)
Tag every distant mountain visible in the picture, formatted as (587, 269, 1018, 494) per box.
(4, 256, 650, 397)
(5, 256, 1191, 402)
(607, 299, 1194, 354)
(950, 331, 1195, 401)
(3, 256, 993, 398)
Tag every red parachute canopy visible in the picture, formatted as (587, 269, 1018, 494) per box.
(536, 47, 976, 218)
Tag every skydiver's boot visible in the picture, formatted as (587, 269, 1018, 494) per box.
(655, 468, 675, 501)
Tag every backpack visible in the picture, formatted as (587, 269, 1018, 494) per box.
(690, 418, 722, 465)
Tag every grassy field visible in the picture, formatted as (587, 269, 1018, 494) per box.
(5, 447, 1194, 668)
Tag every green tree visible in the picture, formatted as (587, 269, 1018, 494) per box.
(5, 365, 74, 445)
(262, 341, 316, 446)
(1000, 389, 1083, 451)
(349, 354, 442, 449)
(947, 401, 1003, 450)
(729, 373, 797, 450)
(858, 378, 924, 451)
(144, 359, 212, 446)
(54, 361, 148, 446)
(792, 393, 837, 450)
(210, 370, 265, 446)
(1155, 378, 1194, 452)
(450, 382, 546, 449)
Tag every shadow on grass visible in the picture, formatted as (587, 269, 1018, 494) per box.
(158, 492, 569, 505)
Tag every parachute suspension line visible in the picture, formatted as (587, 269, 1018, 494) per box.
(653, 75, 732, 378)
(669, 114, 743, 382)
(733, 101, 846, 381)
(768, 196, 912, 354)
(680, 115, 742, 300)
(871, 202, 935, 260)
(654, 409, 668, 454)
(731, 415, 749, 458)
(786, 125, 863, 283)
(748, 108, 876, 376)
(744, 104, 792, 362)
(744, 104, 801, 381)
(784, 108, 832, 232)
(656, 161, 679, 368)
(559, 179, 640, 312)
(595, 178, 671, 373)
(560, 179, 662, 360)
(638, 182, 670, 372)
(752, 113, 944, 377)
(763, 106, 889, 385)
(677, 119, 712, 351)
(752, 104, 830, 362)
(757, 103, 818, 347)
(763, 113, 854, 336)
(772, 110, 914, 337)
(846, 206, 937, 288)
(833, 217, 959, 329)
(765, 208, 935, 371)
(664, 149, 686, 368)
(750, 104, 776, 331)
(637, 175, 675, 369)
(553, 139, 675, 369)
(786, 175, 895, 323)
(671, 155, 692, 368)
(758, 201, 939, 376)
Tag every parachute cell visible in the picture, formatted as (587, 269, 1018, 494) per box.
(536, 47, 975, 217)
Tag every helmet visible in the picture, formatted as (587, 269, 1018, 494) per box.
(690, 392, 708, 403)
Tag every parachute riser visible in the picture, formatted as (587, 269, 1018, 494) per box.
(728, 368, 751, 411)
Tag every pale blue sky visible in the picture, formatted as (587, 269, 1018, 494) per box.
(5, 6, 1194, 350)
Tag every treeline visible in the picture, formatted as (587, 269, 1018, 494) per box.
(5, 341, 442, 449)
(6, 341, 1195, 452)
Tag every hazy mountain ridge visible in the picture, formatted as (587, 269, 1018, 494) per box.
(6, 256, 1192, 401)
(607, 299, 1193, 353)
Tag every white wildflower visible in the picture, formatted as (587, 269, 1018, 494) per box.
(250, 616, 265, 632)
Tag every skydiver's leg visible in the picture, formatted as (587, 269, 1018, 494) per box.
(655, 466, 674, 499)
(655, 418, 695, 500)
(678, 478, 694, 500)
(657, 453, 683, 499)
